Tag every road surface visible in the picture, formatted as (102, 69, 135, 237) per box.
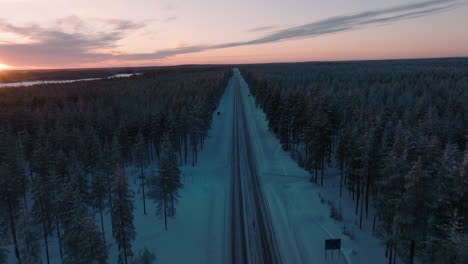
(229, 69, 282, 264)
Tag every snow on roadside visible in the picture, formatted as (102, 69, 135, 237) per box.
(236, 69, 391, 264)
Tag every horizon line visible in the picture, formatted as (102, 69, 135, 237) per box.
(2, 55, 468, 72)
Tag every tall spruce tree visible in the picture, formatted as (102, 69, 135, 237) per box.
(91, 166, 108, 242)
(111, 166, 135, 264)
(61, 183, 108, 264)
(134, 133, 148, 214)
(31, 139, 54, 264)
(148, 137, 182, 230)
(18, 211, 41, 264)
(0, 129, 25, 264)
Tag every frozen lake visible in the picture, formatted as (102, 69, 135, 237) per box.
(0, 72, 142, 88)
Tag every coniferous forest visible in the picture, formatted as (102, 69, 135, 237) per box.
(1, 59, 467, 264)
(0, 66, 230, 264)
(241, 59, 468, 264)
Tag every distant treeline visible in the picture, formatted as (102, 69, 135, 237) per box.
(0, 66, 231, 263)
(241, 59, 468, 264)
(0, 64, 227, 83)
(0, 68, 132, 83)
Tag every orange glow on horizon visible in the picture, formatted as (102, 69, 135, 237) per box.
(0, 63, 12, 70)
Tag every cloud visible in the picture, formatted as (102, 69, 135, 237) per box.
(0, 16, 144, 66)
(248, 26, 277, 33)
(164, 16, 178, 23)
(123, 0, 462, 60)
(232, 0, 461, 46)
(0, 0, 464, 67)
(116, 45, 209, 60)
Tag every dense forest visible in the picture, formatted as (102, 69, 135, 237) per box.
(0, 66, 231, 263)
(241, 59, 468, 264)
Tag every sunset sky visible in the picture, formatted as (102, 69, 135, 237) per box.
(0, 0, 467, 69)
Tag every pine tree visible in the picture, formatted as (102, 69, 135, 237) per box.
(91, 167, 108, 242)
(61, 182, 108, 264)
(0, 161, 23, 264)
(111, 166, 135, 264)
(335, 131, 350, 197)
(18, 211, 41, 264)
(457, 234, 468, 264)
(31, 139, 54, 264)
(118, 121, 131, 164)
(134, 133, 148, 214)
(80, 126, 100, 178)
(0, 129, 27, 264)
(148, 138, 182, 230)
(426, 144, 462, 263)
(98, 142, 116, 236)
(395, 157, 430, 264)
(454, 154, 468, 229)
(0, 247, 7, 264)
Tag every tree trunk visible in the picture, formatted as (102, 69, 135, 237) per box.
(409, 240, 415, 264)
(147, 143, 152, 164)
(23, 186, 28, 210)
(56, 219, 63, 263)
(171, 194, 175, 216)
(163, 188, 168, 230)
(373, 214, 377, 233)
(192, 148, 195, 167)
(339, 161, 343, 198)
(184, 135, 188, 165)
(355, 175, 360, 216)
(8, 199, 22, 264)
(360, 177, 364, 229)
(389, 246, 393, 264)
(39, 197, 50, 264)
(107, 173, 114, 237)
(320, 156, 324, 186)
(141, 164, 146, 215)
(385, 240, 389, 258)
(100, 206, 106, 243)
(365, 166, 371, 218)
(315, 160, 318, 183)
(42, 222, 50, 264)
(119, 193, 128, 264)
(179, 136, 183, 165)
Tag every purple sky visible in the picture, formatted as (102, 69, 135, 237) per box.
(0, 0, 467, 69)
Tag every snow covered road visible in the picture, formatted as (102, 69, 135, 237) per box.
(229, 70, 281, 264)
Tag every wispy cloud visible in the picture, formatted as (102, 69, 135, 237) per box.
(113, 0, 463, 60)
(164, 16, 178, 23)
(248, 26, 277, 33)
(0, 0, 464, 67)
(227, 0, 462, 47)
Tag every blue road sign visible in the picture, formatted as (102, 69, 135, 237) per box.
(325, 239, 341, 250)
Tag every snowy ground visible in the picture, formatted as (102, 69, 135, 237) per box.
(7, 70, 392, 263)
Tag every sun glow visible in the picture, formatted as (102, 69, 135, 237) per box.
(0, 63, 12, 70)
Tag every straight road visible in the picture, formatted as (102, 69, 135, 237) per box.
(229, 69, 282, 264)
